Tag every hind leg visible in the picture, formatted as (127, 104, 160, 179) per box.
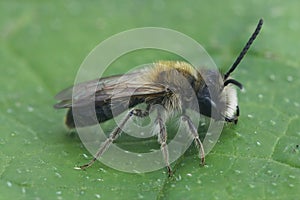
(79, 108, 150, 169)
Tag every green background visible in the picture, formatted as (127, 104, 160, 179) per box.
(1, 1, 300, 199)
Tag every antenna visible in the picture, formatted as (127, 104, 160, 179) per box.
(224, 19, 263, 80)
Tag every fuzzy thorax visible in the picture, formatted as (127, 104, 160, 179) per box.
(145, 61, 202, 112)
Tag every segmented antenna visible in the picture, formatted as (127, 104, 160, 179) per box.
(224, 19, 263, 80)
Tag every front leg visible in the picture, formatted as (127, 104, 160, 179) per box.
(181, 114, 205, 166)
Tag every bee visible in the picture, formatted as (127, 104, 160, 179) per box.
(54, 19, 263, 176)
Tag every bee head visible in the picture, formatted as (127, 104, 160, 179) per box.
(196, 19, 263, 123)
(195, 68, 242, 123)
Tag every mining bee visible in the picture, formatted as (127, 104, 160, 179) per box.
(54, 19, 263, 176)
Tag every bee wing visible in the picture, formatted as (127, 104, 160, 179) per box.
(54, 70, 166, 109)
(54, 73, 135, 101)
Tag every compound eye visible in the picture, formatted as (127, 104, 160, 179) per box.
(204, 97, 217, 110)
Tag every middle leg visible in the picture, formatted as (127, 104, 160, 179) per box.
(155, 109, 173, 176)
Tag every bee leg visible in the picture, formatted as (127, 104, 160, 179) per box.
(181, 115, 205, 166)
(234, 105, 240, 124)
(155, 110, 173, 176)
(236, 105, 240, 117)
(79, 108, 149, 170)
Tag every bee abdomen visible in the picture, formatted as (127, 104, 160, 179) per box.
(65, 97, 144, 128)
(65, 105, 114, 129)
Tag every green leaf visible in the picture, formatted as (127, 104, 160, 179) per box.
(1, 1, 299, 199)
